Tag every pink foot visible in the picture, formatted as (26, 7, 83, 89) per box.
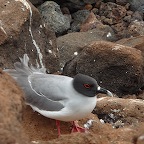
(56, 120, 61, 137)
(71, 121, 88, 133)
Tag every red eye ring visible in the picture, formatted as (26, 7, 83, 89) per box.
(84, 84, 91, 88)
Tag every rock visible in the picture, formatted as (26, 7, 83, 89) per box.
(61, 1, 85, 12)
(57, 28, 116, 69)
(22, 105, 98, 141)
(116, 36, 144, 54)
(38, 1, 70, 36)
(131, 11, 143, 21)
(80, 12, 103, 32)
(128, 21, 144, 37)
(40, 118, 144, 144)
(129, 0, 144, 12)
(71, 10, 90, 32)
(99, 2, 127, 25)
(63, 41, 144, 96)
(0, 0, 59, 73)
(83, 4, 93, 11)
(123, 15, 132, 23)
(94, 97, 144, 127)
(83, 0, 97, 4)
(29, 0, 44, 6)
(0, 69, 28, 144)
(116, 0, 128, 6)
(21, 103, 144, 144)
(136, 135, 144, 144)
(116, 36, 144, 79)
(111, 21, 129, 39)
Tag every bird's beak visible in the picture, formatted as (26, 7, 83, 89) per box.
(97, 86, 113, 97)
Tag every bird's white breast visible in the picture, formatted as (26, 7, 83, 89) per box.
(30, 79, 97, 121)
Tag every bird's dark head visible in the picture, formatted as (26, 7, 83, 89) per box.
(73, 74, 113, 97)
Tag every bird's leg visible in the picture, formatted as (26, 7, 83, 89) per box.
(71, 121, 87, 133)
(56, 120, 61, 137)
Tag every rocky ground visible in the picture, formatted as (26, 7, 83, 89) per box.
(0, 0, 144, 144)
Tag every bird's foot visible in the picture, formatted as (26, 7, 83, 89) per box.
(56, 120, 61, 137)
(71, 121, 88, 133)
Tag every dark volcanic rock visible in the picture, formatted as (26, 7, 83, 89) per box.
(63, 41, 144, 96)
(129, 0, 144, 12)
(57, 28, 115, 69)
(38, 1, 71, 35)
(71, 10, 90, 32)
(0, 0, 59, 73)
(29, 0, 44, 6)
(128, 21, 144, 37)
(99, 2, 127, 25)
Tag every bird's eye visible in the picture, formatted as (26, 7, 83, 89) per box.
(83, 84, 91, 88)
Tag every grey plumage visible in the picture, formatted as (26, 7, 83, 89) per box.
(4, 54, 113, 122)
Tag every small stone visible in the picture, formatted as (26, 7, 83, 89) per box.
(128, 21, 144, 37)
(126, 10, 133, 16)
(131, 11, 143, 21)
(123, 15, 132, 23)
(103, 18, 113, 25)
(137, 135, 144, 144)
(116, 0, 128, 6)
(84, 4, 93, 10)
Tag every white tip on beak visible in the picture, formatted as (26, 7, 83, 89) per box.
(107, 90, 113, 97)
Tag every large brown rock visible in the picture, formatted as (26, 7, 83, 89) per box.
(0, 69, 28, 144)
(63, 41, 144, 96)
(94, 97, 144, 127)
(57, 27, 115, 68)
(0, 0, 59, 73)
(21, 104, 144, 144)
(116, 36, 144, 54)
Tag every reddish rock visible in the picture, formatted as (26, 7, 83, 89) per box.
(116, 36, 144, 54)
(131, 11, 143, 21)
(94, 97, 144, 126)
(111, 21, 129, 39)
(0, 0, 59, 73)
(80, 12, 104, 32)
(22, 105, 98, 141)
(99, 2, 127, 25)
(63, 41, 144, 96)
(116, 0, 128, 6)
(83, 4, 93, 10)
(128, 21, 144, 37)
(0, 69, 28, 144)
(21, 103, 144, 144)
(136, 135, 144, 144)
(57, 28, 116, 69)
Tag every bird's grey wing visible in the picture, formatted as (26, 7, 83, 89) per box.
(26, 74, 69, 111)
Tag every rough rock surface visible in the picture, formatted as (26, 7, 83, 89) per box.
(116, 36, 144, 54)
(21, 96, 144, 144)
(63, 41, 144, 96)
(38, 1, 70, 35)
(1, 0, 144, 144)
(71, 10, 90, 32)
(99, 2, 127, 24)
(29, 0, 44, 6)
(57, 27, 115, 68)
(95, 97, 144, 127)
(0, 69, 28, 144)
(129, 0, 144, 12)
(0, 0, 59, 73)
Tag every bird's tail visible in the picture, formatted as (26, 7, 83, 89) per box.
(4, 54, 46, 80)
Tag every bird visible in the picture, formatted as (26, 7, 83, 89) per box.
(4, 54, 113, 136)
